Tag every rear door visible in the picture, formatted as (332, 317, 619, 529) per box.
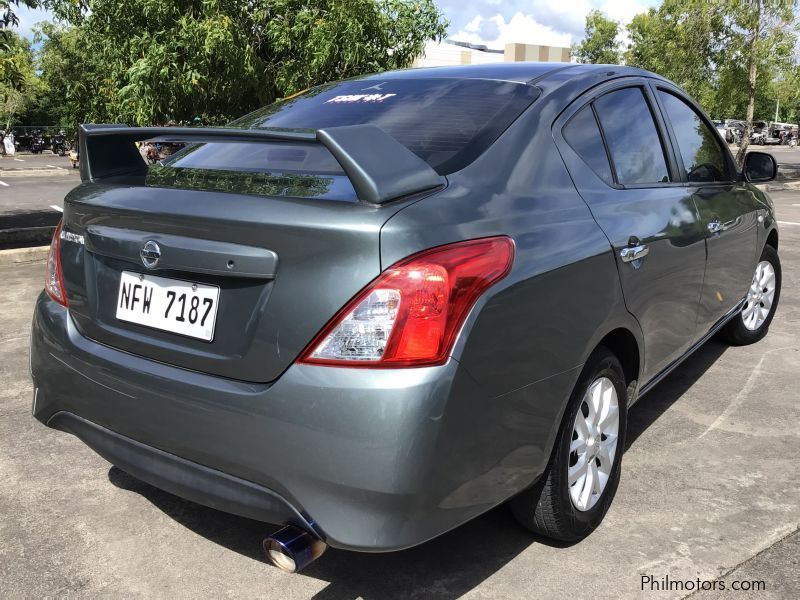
(652, 86, 758, 331)
(555, 81, 707, 383)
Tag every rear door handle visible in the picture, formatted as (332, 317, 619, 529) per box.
(707, 219, 722, 234)
(620, 244, 649, 263)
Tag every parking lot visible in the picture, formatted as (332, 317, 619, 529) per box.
(0, 154, 78, 215)
(1, 176, 799, 598)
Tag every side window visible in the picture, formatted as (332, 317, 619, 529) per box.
(563, 105, 614, 184)
(594, 87, 670, 185)
(658, 90, 730, 183)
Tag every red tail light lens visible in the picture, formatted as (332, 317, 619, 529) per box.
(45, 220, 68, 307)
(299, 236, 514, 367)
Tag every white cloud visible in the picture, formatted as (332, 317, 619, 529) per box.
(453, 12, 573, 49)
(443, 0, 658, 49)
(601, 0, 653, 25)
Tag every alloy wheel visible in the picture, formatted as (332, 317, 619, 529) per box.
(742, 260, 776, 331)
(568, 376, 620, 512)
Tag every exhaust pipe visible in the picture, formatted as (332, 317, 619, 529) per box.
(263, 525, 327, 573)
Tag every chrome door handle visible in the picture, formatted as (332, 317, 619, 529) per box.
(707, 219, 722, 234)
(620, 244, 649, 262)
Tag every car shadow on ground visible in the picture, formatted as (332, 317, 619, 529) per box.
(625, 339, 728, 451)
(107, 339, 729, 599)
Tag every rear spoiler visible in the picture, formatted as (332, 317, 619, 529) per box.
(78, 123, 445, 205)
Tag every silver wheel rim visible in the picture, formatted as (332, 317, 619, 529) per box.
(742, 260, 776, 331)
(568, 377, 619, 512)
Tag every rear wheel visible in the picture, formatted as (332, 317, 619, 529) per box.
(511, 347, 627, 541)
(721, 244, 781, 346)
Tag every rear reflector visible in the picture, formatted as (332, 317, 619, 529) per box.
(299, 236, 514, 367)
(45, 220, 68, 307)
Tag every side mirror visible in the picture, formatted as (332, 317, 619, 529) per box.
(743, 151, 777, 183)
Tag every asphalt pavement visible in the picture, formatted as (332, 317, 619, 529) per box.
(0, 153, 80, 247)
(0, 153, 79, 214)
(0, 185, 798, 598)
(755, 144, 800, 167)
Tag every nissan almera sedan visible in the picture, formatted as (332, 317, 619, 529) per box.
(31, 63, 781, 572)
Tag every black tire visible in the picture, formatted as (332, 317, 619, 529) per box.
(510, 347, 628, 542)
(720, 244, 781, 346)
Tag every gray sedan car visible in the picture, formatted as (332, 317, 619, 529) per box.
(31, 63, 781, 572)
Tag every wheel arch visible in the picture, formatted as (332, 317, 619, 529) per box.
(766, 227, 778, 250)
(576, 319, 644, 408)
(595, 328, 641, 391)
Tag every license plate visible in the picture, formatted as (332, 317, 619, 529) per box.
(115, 271, 220, 341)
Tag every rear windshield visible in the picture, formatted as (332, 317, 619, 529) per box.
(233, 77, 539, 174)
(145, 78, 538, 201)
(147, 142, 358, 202)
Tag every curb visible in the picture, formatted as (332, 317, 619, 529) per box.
(0, 245, 49, 267)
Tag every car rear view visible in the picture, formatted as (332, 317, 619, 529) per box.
(29, 73, 535, 566)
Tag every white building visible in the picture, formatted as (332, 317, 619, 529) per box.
(413, 40, 571, 68)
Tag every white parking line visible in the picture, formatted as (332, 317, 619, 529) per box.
(47, 165, 65, 170)
(50, 205, 63, 212)
(13, 158, 24, 162)
(777, 220, 800, 226)
(0, 180, 9, 187)
(791, 203, 800, 206)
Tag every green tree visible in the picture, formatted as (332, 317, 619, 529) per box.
(731, 0, 796, 163)
(770, 65, 800, 124)
(26, 23, 102, 127)
(572, 10, 621, 64)
(625, 0, 798, 164)
(625, 0, 726, 107)
(35, 0, 448, 127)
(1, 1, 38, 92)
(0, 29, 37, 132)
(1, 0, 38, 33)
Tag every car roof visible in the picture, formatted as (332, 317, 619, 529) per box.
(356, 62, 661, 86)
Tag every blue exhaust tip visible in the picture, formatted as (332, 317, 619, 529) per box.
(263, 525, 327, 573)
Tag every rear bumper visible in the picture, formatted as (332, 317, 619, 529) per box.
(31, 292, 575, 551)
(47, 411, 322, 536)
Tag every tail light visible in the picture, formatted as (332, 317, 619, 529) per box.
(45, 220, 68, 307)
(299, 236, 514, 368)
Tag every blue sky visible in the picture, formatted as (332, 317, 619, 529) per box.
(15, 1, 660, 47)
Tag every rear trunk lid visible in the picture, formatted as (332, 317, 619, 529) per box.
(60, 180, 390, 383)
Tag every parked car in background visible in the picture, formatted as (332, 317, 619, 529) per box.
(31, 63, 781, 573)
(712, 119, 728, 140)
(724, 119, 746, 143)
(764, 122, 798, 145)
(751, 120, 768, 145)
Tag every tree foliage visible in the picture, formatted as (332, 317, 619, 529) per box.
(32, 0, 448, 126)
(572, 9, 621, 64)
(625, 1, 727, 107)
(623, 1, 798, 145)
(1, 0, 38, 32)
(1, 0, 38, 94)
(1, 28, 37, 130)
